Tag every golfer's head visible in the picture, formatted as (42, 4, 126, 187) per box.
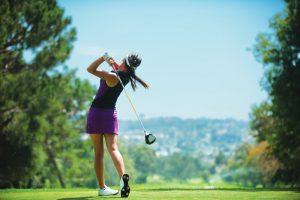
(122, 53, 149, 90)
(125, 53, 142, 70)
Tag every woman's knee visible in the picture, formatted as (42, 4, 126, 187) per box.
(107, 144, 118, 154)
(104, 134, 119, 153)
(94, 148, 104, 158)
(90, 134, 104, 158)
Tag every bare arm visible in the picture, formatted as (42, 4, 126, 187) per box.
(86, 56, 118, 87)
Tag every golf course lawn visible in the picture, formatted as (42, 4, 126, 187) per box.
(0, 183, 299, 200)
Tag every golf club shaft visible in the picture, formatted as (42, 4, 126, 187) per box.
(110, 64, 147, 134)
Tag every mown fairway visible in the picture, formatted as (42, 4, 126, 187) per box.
(0, 184, 299, 200)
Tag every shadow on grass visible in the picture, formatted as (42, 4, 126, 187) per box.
(139, 188, 300, 193)
(57, 196, 121, 200)
(57, 197, 93, 200)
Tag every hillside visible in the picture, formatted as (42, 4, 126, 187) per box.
(119, 117, 252, 161)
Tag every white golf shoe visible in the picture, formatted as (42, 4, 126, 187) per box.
(120, 174, 130, 198)
(98, 186, 118, 196)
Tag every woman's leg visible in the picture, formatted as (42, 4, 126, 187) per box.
(104, 134, 125, 177)
(90, 134, 105, 189)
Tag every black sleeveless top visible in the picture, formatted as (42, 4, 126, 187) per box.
(91, 71, 129, 109)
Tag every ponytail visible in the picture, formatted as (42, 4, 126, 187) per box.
(127, 67, 149, 91)
(130, 74, 149, 91)
(125, 53, 149, 91)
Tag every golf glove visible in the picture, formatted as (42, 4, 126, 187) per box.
(103, 52, 111, 62)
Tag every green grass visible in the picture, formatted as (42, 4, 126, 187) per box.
(0, 183, 299, 200)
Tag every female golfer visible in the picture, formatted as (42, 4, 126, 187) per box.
(86, 53, 149, 197)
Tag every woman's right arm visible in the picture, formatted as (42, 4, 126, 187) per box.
(86, 56, 118, 85)
(87, 56, 105, 74)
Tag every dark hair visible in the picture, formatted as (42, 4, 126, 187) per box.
(125, 53, 149, 91)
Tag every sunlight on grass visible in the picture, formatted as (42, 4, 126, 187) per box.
(1, 183, 299, 200)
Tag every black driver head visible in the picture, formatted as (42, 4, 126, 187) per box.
(145, 132, 156, 145)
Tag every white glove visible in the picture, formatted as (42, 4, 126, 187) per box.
(103, 52, 111, 62)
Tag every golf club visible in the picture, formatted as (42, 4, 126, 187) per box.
(105, 54, 156, 145)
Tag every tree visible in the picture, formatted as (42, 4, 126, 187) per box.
(128, 144, 156, 183)
(156, 153, 204, 182)
(215, 150, 227, 166)
(0, 0, 95, 188)
(252, 0, 300, 185)
(222, 144, 262, 187)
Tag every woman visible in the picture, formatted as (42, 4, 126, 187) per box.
(86, 53, 149, 197)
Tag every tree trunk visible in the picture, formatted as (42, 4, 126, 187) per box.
(45, 143, 65, 188)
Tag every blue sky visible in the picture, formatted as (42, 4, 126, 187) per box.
(58, 0, 284, 121)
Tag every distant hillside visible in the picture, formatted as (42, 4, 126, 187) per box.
(119, 117, 252, 161)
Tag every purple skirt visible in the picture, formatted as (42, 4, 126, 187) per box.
(86, 107, 118, 134)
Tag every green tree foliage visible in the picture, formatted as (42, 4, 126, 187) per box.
(215, 150, 227, 166)
(251, 0, 300, 184)
(250, 102, 274, 142)
(0, 0, 95, 188)
(156, 153, 207, 182)
(127, 145, 156, 183)
(222, 144, 262, 187)
(223, 142, 282, 187)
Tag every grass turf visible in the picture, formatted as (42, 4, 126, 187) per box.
(0, 183, 299, 200)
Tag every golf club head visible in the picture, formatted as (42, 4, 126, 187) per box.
(145, 132, 156, 145)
